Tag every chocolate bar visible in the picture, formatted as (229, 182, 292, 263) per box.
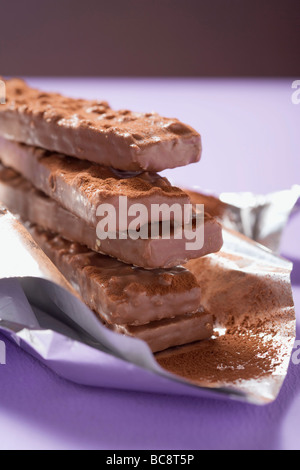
(0, 78, 201, 172)
(0, 165, 223, 269)
(27, 225, 203, 327)
(185, 190, 230, 219)
(0, 137, 190, 231)
(185, 189, 242, 233)
(109, 309, 213, 353)
(29, 225, 212, 352)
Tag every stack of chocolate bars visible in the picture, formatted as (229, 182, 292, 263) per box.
(0, 78, 223, 352)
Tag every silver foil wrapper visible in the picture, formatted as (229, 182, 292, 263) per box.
(217, 185, 300, 253)
(0, 186, 299, 405)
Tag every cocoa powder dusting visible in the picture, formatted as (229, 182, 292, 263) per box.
(38, 150, 187, 200)
(83, 264, 199, 300)
(28, 228, 201, 301)
(114, 269, 200, 298)
(157, 246, 295, 389)
(156, 332, 279, 386)
(0, 78, 201, 172)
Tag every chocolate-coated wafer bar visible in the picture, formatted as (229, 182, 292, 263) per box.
(184, 189, 241, 232)
(0, 137, 190, 231)
(0, 165, 223, 269)
(0, 78, 201, 172)
(185, 190, 230, 219)
(108, 309, 213, 353)
(185, 189, 238, 221)
(28, 225, 202, 327)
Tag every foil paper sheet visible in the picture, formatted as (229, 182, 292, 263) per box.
(217, 185, 300, 252)
(0, 186, 298, 405)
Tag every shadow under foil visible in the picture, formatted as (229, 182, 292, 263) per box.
(2, 328, 300, 450)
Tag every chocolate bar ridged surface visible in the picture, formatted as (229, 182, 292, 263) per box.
(0, 78, 201, 172)
(28, 225, 202, 327)
(0, 137, 190, 231)
(28, 226, 212, 353)
(0, 164, 223, 269)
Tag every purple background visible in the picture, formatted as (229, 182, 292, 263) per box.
(0, 79, 299, 449)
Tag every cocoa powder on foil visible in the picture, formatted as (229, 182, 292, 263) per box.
(156, 236, 295, 391)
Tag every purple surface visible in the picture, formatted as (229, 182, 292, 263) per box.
(0, 79, 299, 450)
